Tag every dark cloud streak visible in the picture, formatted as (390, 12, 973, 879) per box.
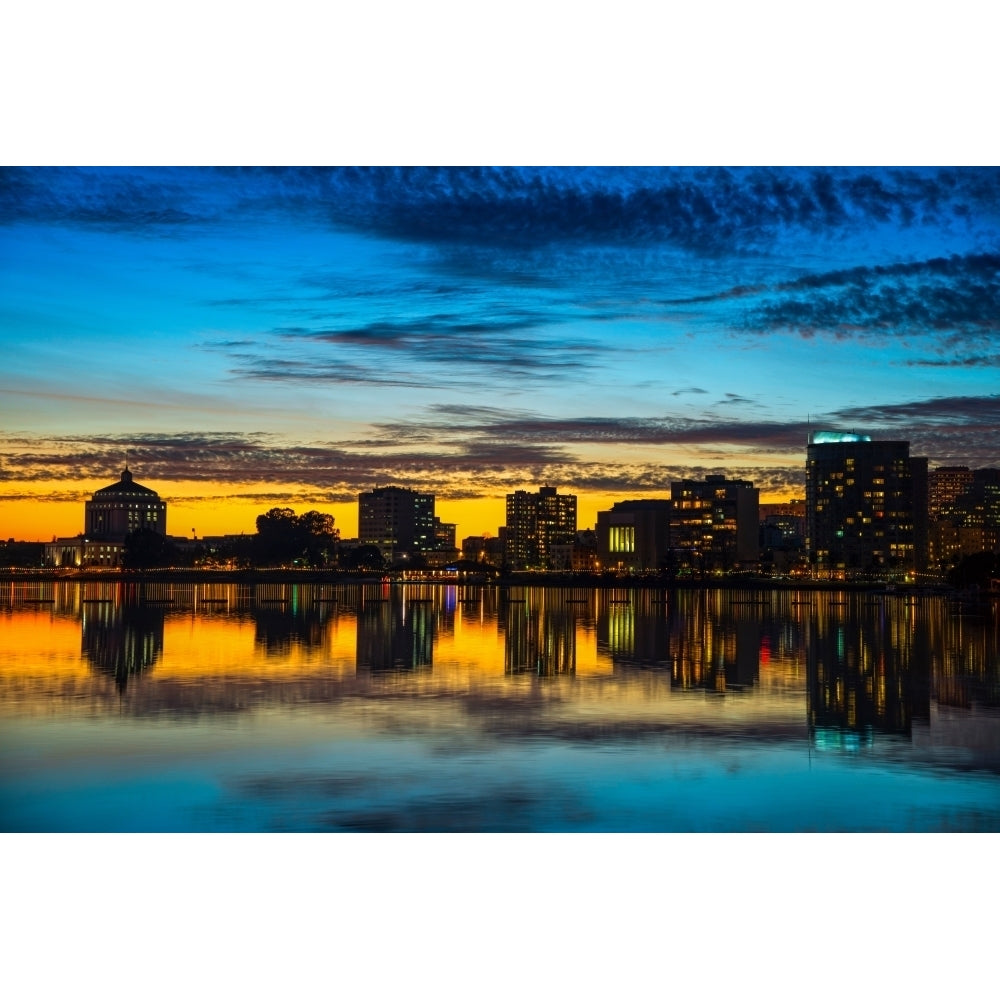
(7, 167, 1000, 259)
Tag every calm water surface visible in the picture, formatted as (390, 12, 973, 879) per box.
(2, 581, 999, 831)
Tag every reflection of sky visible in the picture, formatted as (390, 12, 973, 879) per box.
(3, 167, 999, 539)
(4, 712, 1000, 833)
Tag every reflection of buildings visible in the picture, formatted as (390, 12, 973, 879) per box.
(806, 601, 931, 739)
(502, 593, 576, 675)
(504, 486, 577, 570)
(662, 595, 761, 691)
(594, 593, 766, 691)
(356, 598, 434, 672)
(251, 596, 329, 655)
(597, 596, 668, 668)
(45, 465, 168, 568)
(82, 600, 165, 692)
(806, 433, 928, 579)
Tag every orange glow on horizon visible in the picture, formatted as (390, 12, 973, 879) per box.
(2, 478, 803, 543)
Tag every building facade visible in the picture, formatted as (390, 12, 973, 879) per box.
(45, 465, 168, 568)
(928, 467, 1000, 569)
(358, 486, 436, 563)
(504, 486, 577, 570)
(805, 432, 928, 579)
(669, 476, 759, 574)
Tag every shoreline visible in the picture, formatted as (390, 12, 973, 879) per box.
(0, 567, 959, 594)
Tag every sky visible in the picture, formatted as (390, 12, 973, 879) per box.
(2, 165, 1000, 541)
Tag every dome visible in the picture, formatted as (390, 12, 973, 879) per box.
(93, 466, 160, 497)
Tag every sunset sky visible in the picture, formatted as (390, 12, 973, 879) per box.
(2, 166, 999, 541)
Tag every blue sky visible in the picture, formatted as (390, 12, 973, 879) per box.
(2, 166, 999, 538)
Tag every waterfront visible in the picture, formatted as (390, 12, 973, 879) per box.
(2, 581, 999, 832)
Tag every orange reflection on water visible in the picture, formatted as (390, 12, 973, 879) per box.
(1, 584, 997, 752)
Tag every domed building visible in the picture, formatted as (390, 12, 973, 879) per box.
(86, 465, 167, 538)
(46, 465, 168, 568)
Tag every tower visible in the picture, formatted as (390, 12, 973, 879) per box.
(805, 432, 927, 578)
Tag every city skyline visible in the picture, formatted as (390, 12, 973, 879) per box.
(3, 167, 999, 542)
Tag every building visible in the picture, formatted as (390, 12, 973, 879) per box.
(805, 432, 928, 579)
(549, 530, 599, 573)
(358, 486, 435, 563)
(759, 499, 806, 576)
(928, 466, 974, 519)
(462, 534, 504, 566)
(504, 486, 577, 570)
(596, 499, 673, 573)
(86, 466, 167, 538)
(669, 476, 759, 574)
(928, 467, 1000, 569)
(433, 518, 456, 552)
(45, 465, 168, 568)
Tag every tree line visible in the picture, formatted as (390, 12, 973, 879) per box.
(122, 507, 385, 570)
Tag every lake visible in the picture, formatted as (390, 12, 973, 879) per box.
(2, 580, 999, 831)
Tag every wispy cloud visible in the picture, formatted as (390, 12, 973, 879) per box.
(740, 252, 1000, 340)
(217, 311, 605, 387)
(828, 395, 1000, 465)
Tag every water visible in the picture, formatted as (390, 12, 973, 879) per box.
(2, 581, 999, 831)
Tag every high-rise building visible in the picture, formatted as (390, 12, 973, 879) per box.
(929, 467, 1000, 568)
(504, 486, 577, 570)
(358, 486, 435, 562)
(805, 432, 928, 578)
(928, 466, 974, 519)
(669, 476, 759, 573)
(433, 517, 456, 551)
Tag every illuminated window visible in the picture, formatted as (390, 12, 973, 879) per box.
(609, 525, 635, 553)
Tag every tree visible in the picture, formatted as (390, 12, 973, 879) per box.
(252, 507, 339, 567)
(123, 529, 179, 569)
(341, 544, 385, 571)
(297, 510, 339, 567)
(948, 551, 1000, 590)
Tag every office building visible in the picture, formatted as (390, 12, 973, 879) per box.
(928, 466, 974, 519)
(358, 486, 435, 562)
(805, 432, 928, 578)
(504, 486, 577, 570)
(928, 467, 1000, 568)
(669, 476, 759, 573)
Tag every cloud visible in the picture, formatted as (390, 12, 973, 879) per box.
(296, 167, 1000, 255)
(218, 311, 605, 388)
(381, 405, 811, 451)
(903, 355, 1000, 368)
(827, 395, 1000, 465)
(3, 394, 993, 511)
(830, 394, 1000, 426)
(0, 419, 808, 506)
(0, 167, 211, 231)
(740, 252, 1000, 340)
(7, 167, 1000, 259)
